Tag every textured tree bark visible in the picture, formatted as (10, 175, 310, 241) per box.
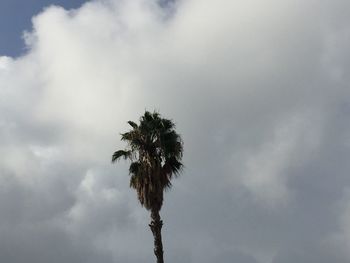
(149, 208, 164, 263)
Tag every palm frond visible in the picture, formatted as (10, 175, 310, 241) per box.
(130, 173, 137, 187)
(129, 161, 141, 175)
(162, 157, 183, 177)
(160, 131, 183, 158)
(112, 110, 184, 211)
(112, 150, 132, 162)
(121, 131, 144, 150)
(127, 121, 138, 129)
(160, 118, 174, 131)
(120, 131, 134, 141)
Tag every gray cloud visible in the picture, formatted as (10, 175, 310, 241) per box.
(1, 0, 350, 262)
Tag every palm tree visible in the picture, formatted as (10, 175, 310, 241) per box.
(112, 111, 183, 263)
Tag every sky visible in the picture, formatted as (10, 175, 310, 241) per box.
(0, 0, 350, 262)
(0, 0, 88, 57)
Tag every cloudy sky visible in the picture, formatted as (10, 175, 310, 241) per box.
(1, 0, 350, 262)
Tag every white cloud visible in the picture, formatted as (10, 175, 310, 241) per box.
(1, 0, 350, 262)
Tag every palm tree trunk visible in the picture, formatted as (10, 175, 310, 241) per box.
(149, 208, 164, 263)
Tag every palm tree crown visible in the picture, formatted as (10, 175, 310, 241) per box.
(112, 111, 183, 211)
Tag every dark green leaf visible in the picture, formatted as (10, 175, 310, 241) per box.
(112, 150, 131, 162)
